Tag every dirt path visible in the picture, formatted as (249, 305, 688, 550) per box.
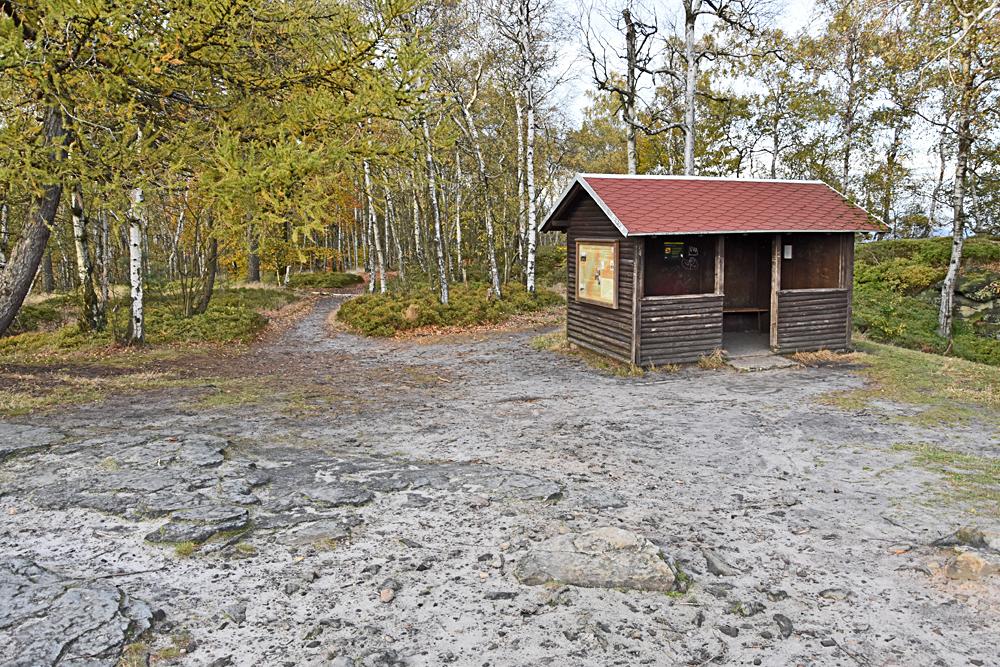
(1, 296, 998, 666)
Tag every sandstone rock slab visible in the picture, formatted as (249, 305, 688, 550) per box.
(515, 527, 676, 592)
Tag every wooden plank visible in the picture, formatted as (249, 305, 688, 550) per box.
(568, 334, 631, 362)
(770, 234, 780, 349)
(632, 237, 642, 365)
(715, 236, 725, 295)
(843, 234, 855, 349)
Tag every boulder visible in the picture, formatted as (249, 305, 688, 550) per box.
(944, 551, 1000, 581)
(514, 527, 677, 592)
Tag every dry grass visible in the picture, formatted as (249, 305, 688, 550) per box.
(697, 349, 728, 370)
(530, 330, 645, 377)
(822, 340, 1000, 427)
(791, 349, 864, 366)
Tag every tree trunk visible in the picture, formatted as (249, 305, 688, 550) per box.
(99, 210, 110, 309)
(515, 100, 526, 263)
(70, 183, 102, 330)
(385, 187, 404, 281)
(0, 108, 66, 334)
(0, 200, 8, 270)
(363, 160, 387, 294)
(127, 187, 145, 344)
(422, 118, 449, 304)
(841, 36, 857, 196)
(41, 251, 55, 293)
(167, 206, 186, 280)
(454, 149, 467, 284)
(409, 174, 425, 271)
(624, 7, 638, 174)
(458, 101, 502, 298)
(523, 86, 539, 293)
(683, 3, 697, 175)
(937, 29, 974, 342)
(195, 236, 218, 315)
(247, 229, 261, 282)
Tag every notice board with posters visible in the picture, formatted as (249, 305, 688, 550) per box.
(576, 240, 619, 308)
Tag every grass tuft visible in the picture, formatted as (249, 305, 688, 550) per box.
(697, 349, 727, 370)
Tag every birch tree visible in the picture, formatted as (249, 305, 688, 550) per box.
(581, 1, 684, 174)
(921, 0, 1000, 341)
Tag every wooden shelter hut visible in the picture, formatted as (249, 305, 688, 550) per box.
(540, 174, 881, 365)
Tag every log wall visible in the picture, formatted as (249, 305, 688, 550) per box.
(775, 288, 851, 352)
(638, 294, 724, 365)
(565, 198, 634, 362)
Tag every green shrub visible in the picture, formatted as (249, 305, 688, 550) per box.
(855, 257, 946, 294)
(6, 295, 74, 335)
(855, 236, 1000, 269)
(535, 245, 568, 287)
(338, 282, 563, 336)
(287, 272, 364, 289)
(853, 284, 1000, 365)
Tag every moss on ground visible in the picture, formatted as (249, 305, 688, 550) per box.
(338, 282, 563, 336)
(0, 288, 301, 417)
(891, 442, 1000, 517)
(823, 340, 999, 427)
(0, 288, 297, 365)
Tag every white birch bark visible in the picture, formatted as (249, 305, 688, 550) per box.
(937, 18, 975, 342)
(422, 118, 449, 304)
(458, 101, 502, 297)
(683, 2, 698, 175)
(515, 100, 526, 263)
(0, 202, 8, 270)
(455, 149, 466, 284)
(167, 206, 186, 279)
(127, 187, 145, 344)
(70, 184, 101, 329)
(362, 160, 387, 294)
(522, 69, 539, 291)
(409, 174, 425, 271)
(385, 187, 404, 281)
(99, 210, 110, 307)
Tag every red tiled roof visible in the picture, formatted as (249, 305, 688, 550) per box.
(542, 174, 882, 235)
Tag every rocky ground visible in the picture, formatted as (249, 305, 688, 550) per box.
(1, 296, 998, 666)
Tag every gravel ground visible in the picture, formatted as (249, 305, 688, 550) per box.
(1, 296, 998, 667)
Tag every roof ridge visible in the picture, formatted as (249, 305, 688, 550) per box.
(579, 173, 827, 185)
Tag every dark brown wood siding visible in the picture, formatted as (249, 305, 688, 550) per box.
(775, 288, 851, 352)
(565, 198, 633, 361)
(638, 294, 724, 365)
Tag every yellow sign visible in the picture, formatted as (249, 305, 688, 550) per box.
(577, 241, 618, 308)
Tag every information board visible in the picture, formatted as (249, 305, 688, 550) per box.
(576, 240, 618, 308)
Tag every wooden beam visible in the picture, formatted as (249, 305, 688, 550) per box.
(632, 237, 643, 365)
(770, 234, 781, 350)
(842, 233, 855, 350)
(714, 235, 725, 295)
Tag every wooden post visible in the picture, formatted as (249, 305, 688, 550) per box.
(632, 237, 643, 365)
(842, 233, 854, 350)
(770, 234, 781, 350)
(714, 235, 725, 295)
